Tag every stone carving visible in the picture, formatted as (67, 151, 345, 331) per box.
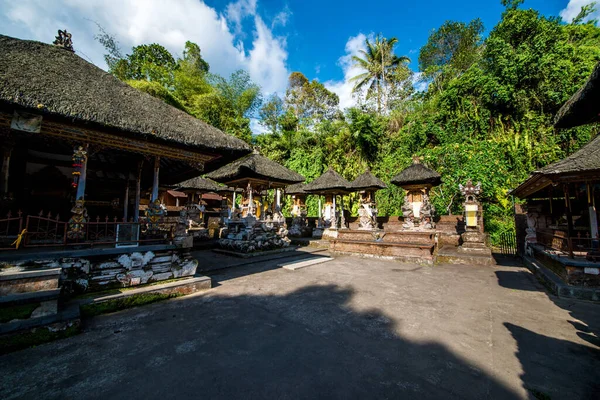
(401, 195, 414, 228)
(420, 193, 435, 229)
(67, 198, 88, 239)
(53, 29, 74, 51)
(145, 198, 166, 233)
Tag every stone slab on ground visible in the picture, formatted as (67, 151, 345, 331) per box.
(280, 257, 334, 270)
(523, 256, 600, 302)
(1, 256, 599, 399)
(75, 276, 212, 306)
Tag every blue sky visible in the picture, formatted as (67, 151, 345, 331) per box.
(0, 0, 595, 130)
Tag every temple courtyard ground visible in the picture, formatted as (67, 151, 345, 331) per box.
(1, 254, 599, 399)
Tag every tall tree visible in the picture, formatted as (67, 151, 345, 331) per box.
(284, 72, 340, 127)
(418, 19, 484, 92)
(350, 35, 410, 114)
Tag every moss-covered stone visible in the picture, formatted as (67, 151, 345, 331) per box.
(80, 292, 182, 318)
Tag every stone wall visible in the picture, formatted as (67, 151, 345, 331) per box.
(9, 249, 198, 294)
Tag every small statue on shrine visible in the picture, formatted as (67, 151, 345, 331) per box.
(67, 198, 88, 239)
(420, 193, 435, 229)
(53, 29, 74, 52)
(145, 198, 166, 233)
(401, 195, 414, 228)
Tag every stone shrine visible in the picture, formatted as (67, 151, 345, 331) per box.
(391, 157, 440, 230)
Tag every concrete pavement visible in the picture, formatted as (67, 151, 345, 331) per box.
(1, 255, 599, 399)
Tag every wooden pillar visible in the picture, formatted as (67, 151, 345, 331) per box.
(133, 160, 143, 223)
(318, 196, 322, 225)
(75, 145, 88, 201)
(248, 183, 253, 216)
(123, 179, 130, 222)
(588, 183, 599, 241)
(564, 184, 574, 258)
(332, 194, 337, 228)
(151, 156, 160, 202)
(1, 145, 12, 198)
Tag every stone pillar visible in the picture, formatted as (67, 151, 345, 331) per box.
(133, 160, 143, 223)
(151, 156, 160, 202)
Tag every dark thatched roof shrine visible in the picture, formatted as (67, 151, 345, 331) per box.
(391, 159, 441, 187)
(0, 35, 250, 165)
(304, 167, 352, 194)
(205, 152, 304, 187)
(285, 183, 308, 195)
(512, 133, 600, 198)
(554, 61, 600, 129)
(175, 177, 224, 193)
(352, 170, 387, 191)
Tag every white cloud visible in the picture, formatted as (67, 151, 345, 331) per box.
(0, 0, 289, 112)
(271, 6, 291, 29)
(324, 33, 369, 111)
(560, 0, 600, 22)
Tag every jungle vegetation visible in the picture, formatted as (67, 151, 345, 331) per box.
(97, 1, 600, 244)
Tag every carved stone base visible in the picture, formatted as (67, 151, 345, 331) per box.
(459, 230, 491, 256)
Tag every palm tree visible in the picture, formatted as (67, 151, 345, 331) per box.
(350, 35, 410, 114)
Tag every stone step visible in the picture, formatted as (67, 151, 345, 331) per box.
(279, 257, 334, 271)
(74, 275, 212, 306)
(0, 302, 79, 336)
(0, 288, 61, 307)
(0, 268, 61, 296)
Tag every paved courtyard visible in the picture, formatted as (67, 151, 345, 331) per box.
(1, 254, 599, 399)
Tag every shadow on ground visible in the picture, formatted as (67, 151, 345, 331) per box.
(1, 284, 521, 399)
(506, 323, 600, 399)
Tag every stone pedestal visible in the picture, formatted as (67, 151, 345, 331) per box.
(459, 230, 491, 256)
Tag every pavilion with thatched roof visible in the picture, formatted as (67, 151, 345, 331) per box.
(351, 170, 387, 230)
(0, 32, 251, 291)
(304, 167, 353, 236)
(391, 157, 440, 229)
(512, 61, 600, 277)
(205, 152, 304, 252)
(206, 152, 304, 219)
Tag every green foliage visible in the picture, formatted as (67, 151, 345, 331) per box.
(96, 30, 261, 144)
(419, 19, 484, 91)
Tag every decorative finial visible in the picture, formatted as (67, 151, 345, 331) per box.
(412, 155, 421, 164)
(53, 29, 74, 52)
(459, 179, 482, 197)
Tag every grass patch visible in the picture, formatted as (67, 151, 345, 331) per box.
(0, 324, 80, 355)
(0, 303, 40, 323)
(80, 292, 182, 318)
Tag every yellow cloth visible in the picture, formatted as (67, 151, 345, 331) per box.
(11, 229, 27, 249)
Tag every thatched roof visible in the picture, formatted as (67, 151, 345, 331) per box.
(512, 133, 600, 198)
(352, 170, 387, 190)
(175, 177, 224, 192)
(285, 183, 308, 195)
(0, 35, 250, 160)
(391, 160, 441, 187)
(205, 152, 305, 185)
(554, 61, 600, 129)
(304, 167, 352, 193)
